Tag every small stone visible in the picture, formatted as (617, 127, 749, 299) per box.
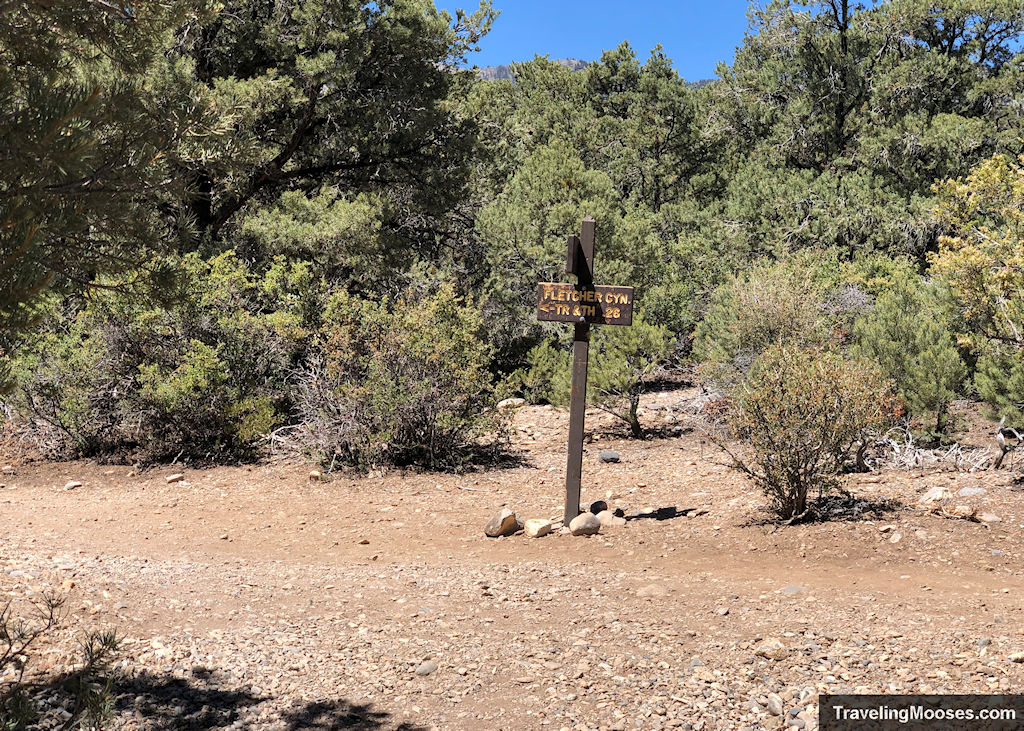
(690, 657, 704, 667)
(977, 638, 992, 648)
(889, 531, 903, 544)
(358, 539, 370, 545)
(636, 584, 669, 598)
(308, 470, 322, 481)
(782, 585, 805, 595)
(485, 509, 522, 538)
(787, 719, 806, 729)
(524, 519, 553, 538)
(978, 512, 1002, 524)
(166, 473, 185, 484)
(957, 487, 987, 497)
(497, 397, 525, 410)
(878, 525, 894, 533)
(599, 450, 620, 463)
(589, 500, 608, 514)
(569, 513, 601, 536)
(715, 607, 729, 616)
(415, 660, 438, 676)
(63, 481, 82, 491)
(60, 579, 75, 592)
(767, 693, 784, 716)
(918, 486, 950, 504)
(1009, 652, 1024, 663)
(219, 534, 229, 540)
(755, 638, 789, 661)
(596, 510, 627, 528)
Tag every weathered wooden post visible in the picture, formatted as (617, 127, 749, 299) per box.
(536, 217, 634, 526)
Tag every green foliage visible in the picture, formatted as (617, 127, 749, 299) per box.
(975, 352, 1024, 424)
(170, 0, 496, 257)
(522, 314, 673, 437)
(7, 0, 1024, 470)
(726, 346, 895, 520)
(931, 153, 1024, 422)
(469, 44, 726, 361)
(7, 253, 313, 462)
(0, 1, 220, 368)
(693, 254, 849, 384)
(851, 275, 966, 435)
(297, 281, 499, 469)
(708, 0, 1024, 259)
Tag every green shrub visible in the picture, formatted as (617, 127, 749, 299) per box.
(6, 253, 312, 462)
(931, 154, 1024, 424)
(522, 313, 673, 437)
(693, 255, 851, 386)
(726, 347, 894, 520)
(975, 351, 1024, 424)
(851, 277, 965, 436)
(297, 282, 499, 469)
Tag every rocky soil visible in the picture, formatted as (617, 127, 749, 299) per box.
(2, 392, 1023, 729)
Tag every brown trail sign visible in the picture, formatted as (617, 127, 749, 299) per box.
(536, 217, 634, 525)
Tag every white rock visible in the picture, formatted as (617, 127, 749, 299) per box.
(918, 486, 950, 504)
(63, 481, 82, 491)
(524, 519, 553, 538)
(166, 473, 185, 484)
(755, 638, 790, 661)
(595, 510, 626, 528)
(497, 398, 526, 411)
(978, 512, 1002, 524)
(415, 660, 438, 676)
(569, 512, 601, 536)
(636, 583, 669, 598)
(957, 487, 987, 497)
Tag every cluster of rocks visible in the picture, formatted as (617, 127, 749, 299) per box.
(916, 485, 1001, 524)
(484, 499, 629, 539)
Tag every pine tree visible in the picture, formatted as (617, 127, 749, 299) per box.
(0, 1, 216, 365)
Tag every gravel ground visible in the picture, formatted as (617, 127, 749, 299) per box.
(2, 395, 1023, 730)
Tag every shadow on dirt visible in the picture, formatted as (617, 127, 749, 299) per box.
(743, 491, 904, 528)
(111, 669, 427, 730)
(625, 505, 705, 522)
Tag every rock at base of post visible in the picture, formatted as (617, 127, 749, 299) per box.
(524, 518, 553, 538)
(569, 512, 601, 536)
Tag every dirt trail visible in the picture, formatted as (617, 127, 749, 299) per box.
(2, 396, 1023, 730)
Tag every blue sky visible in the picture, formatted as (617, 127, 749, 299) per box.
(440, 1, 754, 82)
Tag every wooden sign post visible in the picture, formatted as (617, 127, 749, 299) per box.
(536, 217, 634, 525)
